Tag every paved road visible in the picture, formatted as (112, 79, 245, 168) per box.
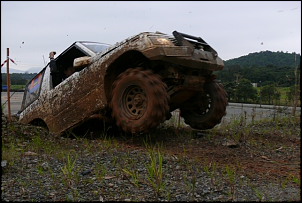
(2, 92, 300, 124)
(1, 92, 24, 115)
(222, 102, 300, 124)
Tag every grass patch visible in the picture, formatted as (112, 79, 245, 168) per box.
(1, 112, 300, 201)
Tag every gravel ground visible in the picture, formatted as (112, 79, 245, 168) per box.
(1, 115, 301, 202)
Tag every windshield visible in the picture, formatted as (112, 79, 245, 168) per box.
(81, 42, 111, 54)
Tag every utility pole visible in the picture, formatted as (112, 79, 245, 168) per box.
(6, 48, 11, 122)
(259, 81, 261, 108)
(292, 53, 299, 115)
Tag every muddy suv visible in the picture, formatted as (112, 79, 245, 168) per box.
(19, 31, 228, 135)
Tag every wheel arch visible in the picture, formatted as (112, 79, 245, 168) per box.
(29, 118, 49, 131)
(104, 50, 150, 102)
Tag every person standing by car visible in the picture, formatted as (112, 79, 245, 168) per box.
(49, 51, 62, 87)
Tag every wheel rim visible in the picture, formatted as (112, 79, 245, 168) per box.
(180, 81, 228, 130)
(122, 85, 147, 119)
(187, 92, 211, 116)
(199, 92, 211, 115)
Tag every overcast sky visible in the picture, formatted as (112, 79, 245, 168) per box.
(1, 1, 301, 73)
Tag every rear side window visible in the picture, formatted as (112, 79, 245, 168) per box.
(81, 42, 111, 54)
(21, 69, 45, 111)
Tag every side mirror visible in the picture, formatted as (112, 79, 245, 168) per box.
(73, 56, 92, 69)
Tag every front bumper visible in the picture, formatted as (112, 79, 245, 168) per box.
(142, 46, 224, 71)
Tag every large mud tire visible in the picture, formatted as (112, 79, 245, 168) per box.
(110, 68, 169, 134)
(180, 81, 228, 130)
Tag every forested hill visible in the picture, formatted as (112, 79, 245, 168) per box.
(223, 51, 300, 68)
(215, 51, 301, 87)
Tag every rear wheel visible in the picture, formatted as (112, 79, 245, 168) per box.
(110, 68, 169, 134)
(180, 81, 228, 130)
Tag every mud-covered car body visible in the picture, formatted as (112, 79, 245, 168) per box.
(19, 31, 227, 135)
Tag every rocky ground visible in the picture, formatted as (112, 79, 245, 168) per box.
(1, 114, 301, 202)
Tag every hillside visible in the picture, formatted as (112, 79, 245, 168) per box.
(214, 51, 300, 86)
(1, 67, 42, 74)
(223, 50, 300, 68)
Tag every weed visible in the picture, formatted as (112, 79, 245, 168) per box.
(203, 159, 217, 185)
(211, 127, 218, 137)
(281, 178, 288, 190)
(206, 134, 212, 141)
(225, 165, 237, 199)
(142, 133, 153, 148)
(37, 165, 44, 175)
(36, 179, 43, 189)
(65, 193, 75, 202)
(93, 190, 99, 195)
(164, 190, 172, 201)
(43, 142, 54, 156)
(290, 174, 301, 186)
(121, 168, 140, 188)
(250, 184, 264, 201)
(144, 147, 165, 197)
(187, 176, 197, 201)
(83, 138, 94, 153)
(7, 123, 17, 132)
(95, 163, 108, 182)
(111, 156, 118, 167)
(1, 104, 5, 112)
(182, 143, 186, 157)
(233, 133, 241, 143)
(112, 139, 119, 148)
(60, 152, 78, 187)
(48, 167, 60, 190)
(2, 141, 18, 168)
(65, 129, 80, 140)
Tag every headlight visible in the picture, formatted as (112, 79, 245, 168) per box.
(150, 37, 173, 45)
(156, 38, 172, 45)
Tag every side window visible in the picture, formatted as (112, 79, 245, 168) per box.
(50, 61, 76, 89)
(51, 45, 89, 88)
(20, 69, 45, 111)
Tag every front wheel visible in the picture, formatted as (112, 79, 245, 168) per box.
(110, 68, 170, 134)
(180, 81, 228, 130)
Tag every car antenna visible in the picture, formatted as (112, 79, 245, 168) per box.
(43, 55, 46, 65)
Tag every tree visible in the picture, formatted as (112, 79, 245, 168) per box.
(223, 81, 236, 102)
(272, 89, 281, 105)
(261, 84, 279, 105)
(235, 78, 258, 103)
(286, 84, 301, 107)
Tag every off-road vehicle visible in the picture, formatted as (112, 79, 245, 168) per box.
(19, 30, 228, 134)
